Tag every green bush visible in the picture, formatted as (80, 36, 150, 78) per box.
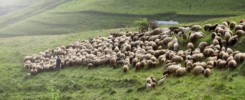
(134, 18, 149, 32)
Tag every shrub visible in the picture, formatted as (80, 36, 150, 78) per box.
(134, 18, 149, 32)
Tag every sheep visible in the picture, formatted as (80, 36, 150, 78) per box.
(151, 28, 162, 35)
(209, 24, 218, 32)
(207, 61, 215, 69)
(242, 25, 245, 31)
(198, 42, 208, 52)
(204, 68, 211, 77)
(204, 24, 211, 31)
(203, 48, 214, 57)
(236, 30, 245, 38)
(228, 35, 239, 46)
(163, 37, 173, 46)
(191, 25, 202, 32)
(175, 67, 187, 77)
(192, 53, 204, 62)
(187, 42, 194, 50)
(234, 53, 245, 64)
(193, 66, 204, 76)
(228, 60, 237, 69)
(235, 25, 243, 32)
(224, 31, 232, 41)
(157, 74, 168, 85)
(217, 59, 227, 69)
(165, 64, 181, 74)
(123, 65, 129, 73)
(172, 55, 183, 63)
(189, 32, 205, 42)
(229, 22, 236, 30)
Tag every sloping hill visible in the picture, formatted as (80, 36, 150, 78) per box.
(0, 0, 244, 36)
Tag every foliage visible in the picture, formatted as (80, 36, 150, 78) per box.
(134, 18, 149, 32)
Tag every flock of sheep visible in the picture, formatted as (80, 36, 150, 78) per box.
(23, 20, 245, 89)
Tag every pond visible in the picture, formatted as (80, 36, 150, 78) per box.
(156, 20, 179, 25)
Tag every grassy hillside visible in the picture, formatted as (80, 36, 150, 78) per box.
(0, 0, 245, 36)
(0, 14, 245, 99)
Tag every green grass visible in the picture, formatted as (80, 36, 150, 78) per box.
(0, 0, 245, 99)
(0, 0, 245, 36)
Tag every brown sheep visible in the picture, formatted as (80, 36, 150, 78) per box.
(193, 66, 204, 76)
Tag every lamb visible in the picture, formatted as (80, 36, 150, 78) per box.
(193, 66, 204, 76)
(157, 74, 168, 85)
(204, 68, 211, 77)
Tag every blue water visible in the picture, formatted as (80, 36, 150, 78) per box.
(157, 21, 179, 25)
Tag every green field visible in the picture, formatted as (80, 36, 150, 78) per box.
(0, 0, 245, 36)
(0, 0, 245, 99)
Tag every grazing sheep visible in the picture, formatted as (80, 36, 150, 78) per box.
(187, 42, 194, 50)
(172, 55, 183, 63)
(228, 35, 239, 46)
(234, 53, 245, 64)
(236, 30, 245, 38)
(228, 60, 237, 69)
(235, 25, 243, 32)
(191, 25, 202, 32)
(224, 32, 232, 41)
(157, 74, 168, 85)
(198, 42, 208, 52)
(193, 66, 204, 76)
(204, 68, 211, 77)
(230, 22, 236, 30)
(242, 25, 245, 31)
(204, 24, 211, 31)
(123, 65, 129, 73)
(189, 32, 205, 42)
(165, 64, 181, 74)
(203, 48, 214, 57)
(175, 67, 187, 77)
